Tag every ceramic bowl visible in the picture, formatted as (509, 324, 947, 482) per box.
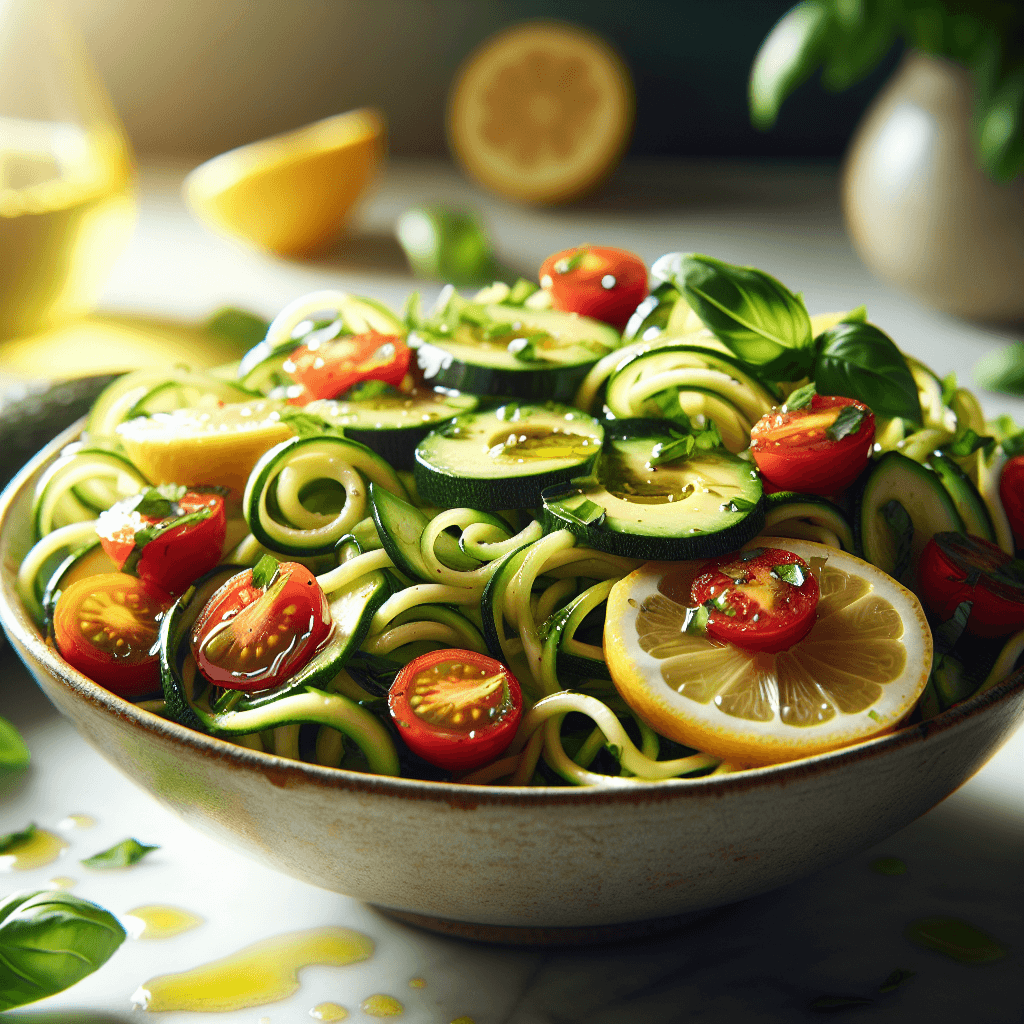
(3, 424, 1023, 944)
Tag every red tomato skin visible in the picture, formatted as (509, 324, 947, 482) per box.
(388, 649, 523, 772)
(53, 573, 171, 698)
(750, 395, 875, 496)
(98, 492, 227, 596)
(286, 331, 411, 404)
(539, 246, 648, 332)
(917, 533, 1024, 638)
(191, 562, 332, 691)
(691, 548, 820, 653)
(999, 455, 1024, 551)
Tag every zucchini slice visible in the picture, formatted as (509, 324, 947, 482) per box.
(414, 402, 604, 511)
(306, 388, 478, 471)
(924, 451, 996, 543)
(542, 420, 765, 560)
(763, 492, 856, 551)
(412, 303, 621, 400)
(41, 540, 118, 622)
(856, 451, 965, 586)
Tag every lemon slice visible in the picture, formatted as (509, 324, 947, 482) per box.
(184, 108, 385, 256)
(605, 538, 932, 766)
(447, 21, 634, 205)
(117, 400, 291, 497)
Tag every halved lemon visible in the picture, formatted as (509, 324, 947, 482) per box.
(184, 108, 385, 256)
(447, 21, 634, 205)
(605, 538, 932, 767)
(117, 400, 291, 497)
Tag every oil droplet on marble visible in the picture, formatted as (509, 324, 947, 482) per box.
(360, 994, 404, 1017)
(57, 813, 96, 830)
(906, 917, 1007, 964)
(310, 1002, 349, 1020)
(46, 875, 76, 889)
(132, 926, 373, 1012)
(0, 828, 68, 871)
(124, 904, 204, 940)
(408, 978, 426, 989)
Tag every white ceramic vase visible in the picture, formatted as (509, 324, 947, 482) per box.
(843, 51, 1024, 322)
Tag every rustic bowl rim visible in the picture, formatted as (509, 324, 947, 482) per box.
(3, 421, 1022, 810)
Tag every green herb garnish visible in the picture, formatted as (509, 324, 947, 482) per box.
(826, 405, 865, 441)
(881, 499, 914, 581)
(650, 435, 695, 465)
(0, 823, 36, 855)
(0, 717, 30, 769)
(204, 307, 270, 350)
(773, 562, 807, 586)
(563, 499, 606, 528)
(251, 554, 280, 590)
(81, 838, 159, 869)
(554, 248, 587, 274)
(723, 496, 758, 514)
(784, 381, 816, 410)
(706, 592, 737, 616)
(134, 483, 187, 518)
(947, 428, 996, 458)
(683, 604, 709, 635)
(278, 409, 335, 438)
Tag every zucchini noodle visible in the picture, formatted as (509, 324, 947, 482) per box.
(316, 547, 393, 595)
(18, 519, 100, 624)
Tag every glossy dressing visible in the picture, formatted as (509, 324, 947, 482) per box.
(125, 904, 204, 939)
(0, 828, 67, 870)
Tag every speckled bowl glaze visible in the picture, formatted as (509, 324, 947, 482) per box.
(3, 424, 1023, 943)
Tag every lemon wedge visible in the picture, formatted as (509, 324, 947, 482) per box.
(605, 538, 932, 767)
(447, 22, 633, 205)
(117, 400, 291, 497)
(184, 108, 385, 256)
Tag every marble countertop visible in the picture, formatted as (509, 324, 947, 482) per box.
(1, 159, 1021, 1023)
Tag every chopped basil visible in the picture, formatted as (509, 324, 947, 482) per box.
(867, 709, 882, 722)
(122, 507, 214, 576)
(203, 307, 270, 350)
(648, 388, 688, 420)
(506, 278, 539, 305)
(344, 379, 392, 401)
(278, 409, 336, 438)
(0, 823, 36, 855)
(706, 591, 737, 616)
(723, 496, 758, 514)
(81, 838, 159, 869)
(880, 499, 913, 581)
(554, 248, 587, 274)
(0, 717, 29, 769)
(773, 562, 807, 586)
(905, 916, 1006, 964)
(947, 428, 995, 458)
(940, 371, 958, 408)
(251, 554, 280, 590)
(683, 604, 709, 635)
(134, 483, 187, 518)
(784, 381, 816, 410)
(563, 499, 606, 528)
(826, 404, 865, 441)
(507, 333, 549, 361)
(650, 435, 695, 465)
(931, 600, 973, 658)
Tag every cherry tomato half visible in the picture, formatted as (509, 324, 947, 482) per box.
(191, 561, 332, 691)
(918, 532, 1024, 638)
(750, 395, 875, 496)
(53, 573, 172, 697)
(388, 649, 523, 772)
(97, 488, 226, 596)
(999, 454, 1024, 552)
(691, 548, 820, 653)
(539, 246, 648, 332)
(284, 330, 411, 405)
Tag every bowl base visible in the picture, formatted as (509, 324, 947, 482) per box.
(373, 905, 709, 946)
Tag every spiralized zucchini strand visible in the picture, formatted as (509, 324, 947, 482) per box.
(18, 519, 99, 624)
(362, 621, 470, 655)
(369, 584, 481, 635)
(316, 547, 393, 594)
(460, 518, 544, 561)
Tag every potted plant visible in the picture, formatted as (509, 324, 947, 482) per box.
(748, 1, 1024, 327)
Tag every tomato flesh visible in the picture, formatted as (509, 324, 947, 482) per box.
(285, 330, 411, 404)
(999, 454, 1024, 552)
(539, 246, 648, 331)
(691, 548, 820, 653)
(388, 649, 523, 772)
(97, 489, 226, 596)
(750, 395, 874, 496)
(918, 532, 1024, 638)
(191, 562, 332, 690)
(53, 573, 172, 697)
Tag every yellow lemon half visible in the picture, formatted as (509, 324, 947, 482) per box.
(184, 108, 385, 257)
(605, 538, 932, 767)
(447, 21, 634, 205)
(117, 400, 291, 498)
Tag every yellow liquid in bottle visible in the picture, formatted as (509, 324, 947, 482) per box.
(0, 117, 135, 339)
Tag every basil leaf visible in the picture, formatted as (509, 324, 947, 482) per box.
(0, 890, 126, 1011)
(974, 341, 1024, 396)
(204, 307, 270, 351)
(563, 499, 606, 528)
(723, 496, 758, 513)
(650, 435, 694, 466)
(706, 592, 737, 616)
(81, 837, 159, 869)
(278, 409, 335, 438)
(134, 483, 187, 518)
(774, 563, 807, 586)
(940, 371, 958, 408)
(784, 381, 816, 410)
(826, 405, 865, 441)
(554, 248, 587, 274)
(123, 508, 213, 576)
(881, 500, 914, 581)
(653, 253, 814, 379)
(878, 968, 915, 994)
(814, 322, 922, 422)
(0, 823, 35, 854)
(947, 428, 995, 458)
(1002, 429, 1024, 458)
(344, 379, 392, 402)
(0, 717, 29, 769)
(251, 554, 280, 590)
(683, 604, 709, 635)
(931, 600, 973, 659)
(506, 278, 539, 305)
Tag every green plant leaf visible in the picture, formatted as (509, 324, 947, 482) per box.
(0, 823, 35, 854)
(881, 499, 914, 581)
(814, 322, 923, 422)
(80, 838, 159, 869)
(940, 371, 958, 407)
(0, 718, 29, 769)
(134, 483, 187, 518)
(749, 1, 831, 130)
(820, 4, 898, 92)
(683, 604, 709, 635)
(931, 599, 973, 658)
(826, 404, 866, 440)
(0, 889, 126, 1011)
(278, 409, 335, 438)
(947, 427, 995, 457)
(650, 435, 695, 465)
(784, 381, 816, 410)
(203, 308, 270, 351)
(251, 554, 280, 590)
(974, 342, 1024, 395)
(774, 562, 807, 586)
(653, 253, 814, 380)
(976, 62, 1024, 181)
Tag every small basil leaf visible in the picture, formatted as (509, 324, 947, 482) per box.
(506, 278, 539, 305)
(814, 322, 922, 423)
(826, 405, 865, 441)
(204, 307, 270, 351)
(784, 381, 816, 410)
(0, 823, 36, 854)
(650, 435, 694, 466)
(881, 499, 914, 581)
(773, 563, 806, 586)
(0, 717, 30, 769)
(931, 600, 973, 658)
(652, 252, 814, 378)
(554, 248, 587, 274)
(947, 428, 995, 458)
(706, 592, 737, 616)
(563, 499, 606, 528)
(878, 968, 915, 994)
(1002, 429, 1024, 458)
(0, 889, 126, 1011)
(344, 379, 392, 402)
(134, 483, 187, 518)
(940, 372, 958, 408)
(122, 508, 213, 576)
(723, 496, 758, 513)
(251, 554, 280, 590)
(278, 409, 335, 438)
(683, 604, 709, 635)
(81, 838, 159, 869)
(974, 341, 1024, 396)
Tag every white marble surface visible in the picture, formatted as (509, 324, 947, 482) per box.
(1, 158, 1022, 1022)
